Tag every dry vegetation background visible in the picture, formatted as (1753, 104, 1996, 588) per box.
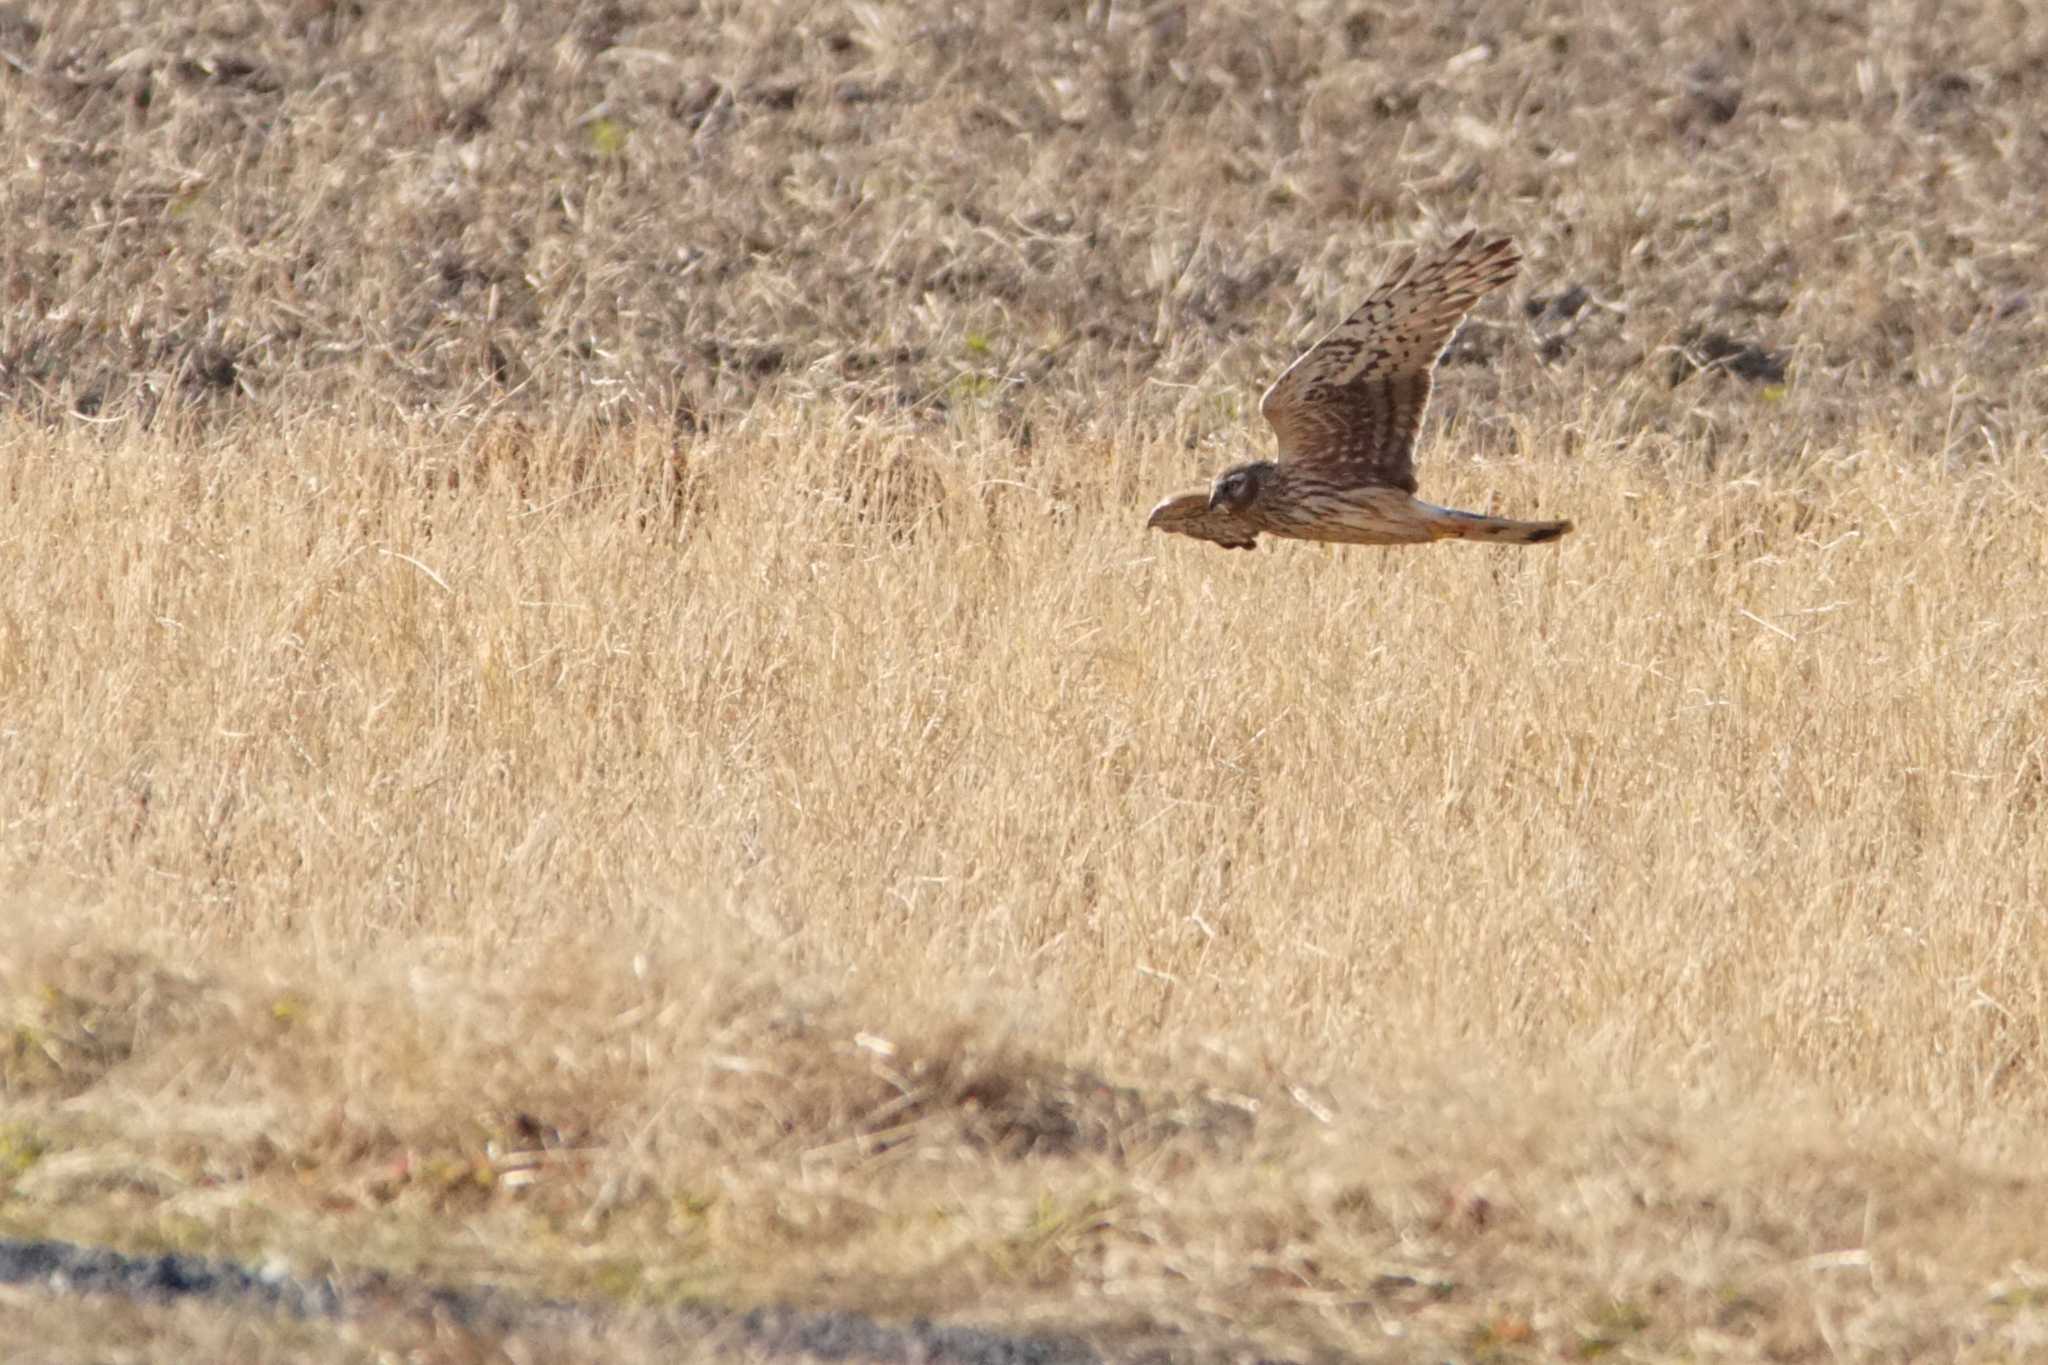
(4, 0, 2048, 1359)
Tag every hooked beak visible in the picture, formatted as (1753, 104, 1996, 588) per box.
(1206, 486, 1226, 512)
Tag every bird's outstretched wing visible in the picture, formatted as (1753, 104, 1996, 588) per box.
(1145, 491, 1258, 550)
(1258, 230, 1520, 494)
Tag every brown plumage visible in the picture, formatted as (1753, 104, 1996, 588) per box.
(1146, 230, 1573, 552)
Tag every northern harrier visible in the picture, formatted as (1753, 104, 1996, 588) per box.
(1147, 230, 1571, 551)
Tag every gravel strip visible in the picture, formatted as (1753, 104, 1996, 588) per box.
(0, 1236, 1127, 1363)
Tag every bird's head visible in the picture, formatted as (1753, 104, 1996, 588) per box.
(1208, 461, 1274, 513)
(1146, 492, 1205, 531)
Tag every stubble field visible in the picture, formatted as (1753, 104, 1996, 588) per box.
(4, 0, 2048, 1360)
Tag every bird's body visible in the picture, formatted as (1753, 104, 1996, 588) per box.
(1146, 469, 1569, 549)
(1146, 230, 1572, 552)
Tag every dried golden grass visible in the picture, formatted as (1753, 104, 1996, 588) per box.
(3, 400, 2046, 1358)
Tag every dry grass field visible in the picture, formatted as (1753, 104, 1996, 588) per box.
(5, 0, 2048, 1360)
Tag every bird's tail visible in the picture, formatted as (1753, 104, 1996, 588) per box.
(1423, 502, 1573, 545)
